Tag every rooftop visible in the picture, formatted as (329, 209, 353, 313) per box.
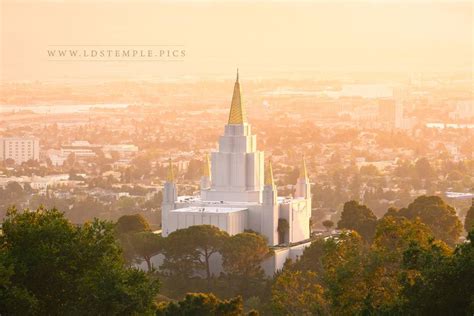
(170, 206, 248, 214)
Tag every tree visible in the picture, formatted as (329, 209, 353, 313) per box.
(322, 220, 334, 232)
(398, 196, 462, 246)
(5, 181, 24, 200)
(465, 200, 474, 232)
(395, 230, 474, 315)
(184, 159, 204, 180)
(156, 293, 243, 316)
(115, 214, 153, 266)
(116, 213, 151, 235)
(292, 238, 325, 275)
(271, 269, 328, 315)
(0, 207, 159, 315)
(337, 200, 377, 242)
(129, 231, 163, 271)
(162, 225, 228, 282)
(221, 232, 270, 298)
(415, 157, 434, 180)
(322, 231, 368, 316)
(188, 225, 229, 281)
(277, 218, 289, 244)
(364, 216, 449, 313)
(221, 232, 269, 278)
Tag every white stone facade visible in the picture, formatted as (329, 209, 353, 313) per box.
(161, 73, 312, 248)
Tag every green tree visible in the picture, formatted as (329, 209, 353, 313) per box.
(188, 225, 229, 281)
(221, 232, 269, 278)
(398, 195, 463, 246)
(129, 231, 163, 271)
(156, 293, 243, 316)
(0, 207, 159, 315)
(0, 251, 38, 315)
(5, 181, 24, 201)
(277, 218, 289, 244)
(221, 232, 270, 297)
(322, 231, 368, 316)
(271, 269, 328, 315)
(396, 230, 473, 315)
(364, 216, 449, 313)
(337, 200, 377, 242)
(162, 225, 228, 282)
(115, 214, 154, 266)
(322, 220, 334, 232)
(292, 238, 325, 275)
(116, 213, 151, 234)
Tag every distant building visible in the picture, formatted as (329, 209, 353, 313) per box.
(378, 98, 403, 129)
(61, 141, 100, 159)
(47, 149, 68, 166)
(449, 101, 474, 121)
(0, 137, 40, 164)
(102, 144, 138, 158)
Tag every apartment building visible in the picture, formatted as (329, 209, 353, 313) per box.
(0, 137, 40, 164)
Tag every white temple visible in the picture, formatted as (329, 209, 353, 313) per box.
(161, 71, 311, 246)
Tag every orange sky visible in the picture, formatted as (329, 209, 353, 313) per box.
(1, 0, 472, 82)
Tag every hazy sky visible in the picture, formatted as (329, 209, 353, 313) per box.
(1, 0, 472, 82)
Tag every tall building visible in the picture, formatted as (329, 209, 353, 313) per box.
(378, 98, 403, 129)
(161, 71, 312, 246)
(0, 137, 40, 164)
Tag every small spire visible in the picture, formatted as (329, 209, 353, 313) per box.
(264, 159, 275, 186)
(202, 154, 211, 178)
(166, 158, 174, 182)
(228, 70, 247, 124)
(299, 156, 308, 180)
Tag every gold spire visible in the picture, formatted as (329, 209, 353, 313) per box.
(202, 154, 211, 177)
(166, 158, 174, 182)
(299, 156, 308, 179)
(228, 69, 247, 125)
(264, 159, 275, 186)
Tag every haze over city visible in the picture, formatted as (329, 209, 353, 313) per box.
(1, 0, 472, 82)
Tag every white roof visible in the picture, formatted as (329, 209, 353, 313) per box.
(171, 206, 247, 214)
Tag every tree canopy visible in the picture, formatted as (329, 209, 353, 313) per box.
(115, 213, 151, 235)
(337, 200, 377, 242)
(156, 293, 243, 316)
(0, 207, 159, 315)
(271, 269, 328, 315)
(397, 195, 463, 246)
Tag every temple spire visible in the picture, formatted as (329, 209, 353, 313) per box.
(299, 156, 308, 180)
(166, 158, 175, 182)
(202, 154, 211, 178)
(228, 69, 247, 125)
(264, 159, 275, 186)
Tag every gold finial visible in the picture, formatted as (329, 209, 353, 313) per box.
(166, 158, 174, 182)
(202, 154, 211, 177)
(264, 159, 275, 186)
(228, 70, 247, 124)
(299, 156, 308, 179)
